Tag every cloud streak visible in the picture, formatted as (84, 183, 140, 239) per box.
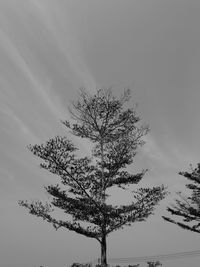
(28, 0, 96, 90)
(0, 26, 67, 121)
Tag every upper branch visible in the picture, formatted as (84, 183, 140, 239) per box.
(106, 170, 147, 189)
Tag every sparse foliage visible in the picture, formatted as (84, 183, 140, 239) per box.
(147, 261, 162, 267)
(163, 163, 200, 233)
(19, 88, 166, 267)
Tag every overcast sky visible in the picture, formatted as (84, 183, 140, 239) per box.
(1, 1, 200, 267)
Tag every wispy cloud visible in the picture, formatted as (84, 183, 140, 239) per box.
(28, 0, 96, 90)
(142, 135, 176, 169)
(0, 104, 38, 142)
(0, 26, 67, 121)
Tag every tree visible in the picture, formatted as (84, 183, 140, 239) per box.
(147, 261, 162, 267)
(19, 88, 166, 267)
(163, 163, 200, 233)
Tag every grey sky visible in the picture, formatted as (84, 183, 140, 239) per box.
(1, 1, 200, 266)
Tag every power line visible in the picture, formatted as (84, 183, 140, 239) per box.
(90, 249, 200, 265)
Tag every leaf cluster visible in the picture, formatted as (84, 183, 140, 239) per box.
(163, 163, 200, 233)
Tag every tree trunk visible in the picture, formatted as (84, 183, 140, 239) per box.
(100, 138, 107, 267)
(101, 234, 107, 267)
